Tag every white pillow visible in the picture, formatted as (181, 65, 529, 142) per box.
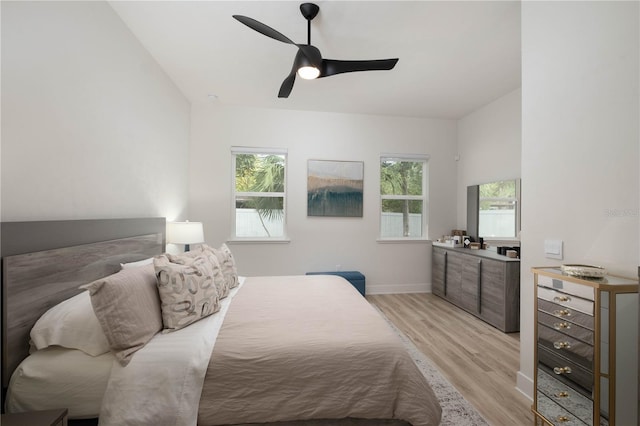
(30, 291, 110, 357)
(120, 257, 154, 270)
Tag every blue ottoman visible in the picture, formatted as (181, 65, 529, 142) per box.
(306, 271, 366, 296)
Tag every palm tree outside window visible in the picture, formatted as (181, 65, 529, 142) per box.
(232, 147, 287, 240)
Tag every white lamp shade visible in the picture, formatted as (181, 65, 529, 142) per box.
(166, 221, 204, 245)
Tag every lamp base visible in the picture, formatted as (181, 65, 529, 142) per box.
(185, 244, 191, 252)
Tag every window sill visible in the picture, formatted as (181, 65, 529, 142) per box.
(227, 238, 291, 244)
(377, 238, 430, 244)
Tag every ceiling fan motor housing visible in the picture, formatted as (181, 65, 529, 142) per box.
(300, 3, 319, 21)
(296, 45, 322, 69)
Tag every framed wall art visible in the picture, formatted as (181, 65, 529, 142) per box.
(307, 160, 364, 217)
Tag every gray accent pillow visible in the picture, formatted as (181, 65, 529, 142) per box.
(154, 254, 221, 332)
(81, 264, 162, 366)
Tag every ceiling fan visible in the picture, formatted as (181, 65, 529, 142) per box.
(233, 3, 399, 98)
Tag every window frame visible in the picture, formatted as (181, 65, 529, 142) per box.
(230, 146, 289, 242)
(378, 154, 430, 242)
(478, 178, 521, 241)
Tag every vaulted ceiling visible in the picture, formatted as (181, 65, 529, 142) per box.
(110, 1, 521, 119)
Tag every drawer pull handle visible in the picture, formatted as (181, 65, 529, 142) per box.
(555, 391, 569, 398)
(554, 322, 571, 330)
(554, 295, 571, 303)
(554, 366, 572, 375)
(554, 341, 572, 349)
(553, 309, 572, 317)
(557, 415, 570, 423)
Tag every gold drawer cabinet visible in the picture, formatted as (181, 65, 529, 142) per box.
(532, 267, 638, 426)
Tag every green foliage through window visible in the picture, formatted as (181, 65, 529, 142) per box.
(380, 157, 428, 238)
(479, 180, 516, 210)
(233, 151, 286, 238)
(478, 179, 519, 238)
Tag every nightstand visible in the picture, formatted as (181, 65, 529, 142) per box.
(2, 408, 68, 426)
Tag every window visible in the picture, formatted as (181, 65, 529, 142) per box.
(232, 147, 287, 240)
(478, 179, 520, 239)
(379, 155, 429, 239)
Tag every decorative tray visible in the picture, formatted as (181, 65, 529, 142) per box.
(561, 264, 606, 278)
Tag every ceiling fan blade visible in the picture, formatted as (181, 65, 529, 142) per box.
(320, 58, 399, 78)
(233, 15, 295, 45)
(278, 73, 296, 98)
(278, 59, 299, 98)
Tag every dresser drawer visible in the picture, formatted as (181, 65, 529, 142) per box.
(538, 324, 593, 370)
(538, 309, 594, 345)
(537, 391, 591, 426)
(537, 369, 593, 425)
(538, 274, 595, 301)
(538, 299, 594, 331)
(538, 287, 594, 316)
(538, 344, 593, 393)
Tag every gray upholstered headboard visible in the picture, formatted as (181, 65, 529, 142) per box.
(1, 217, 166, 389)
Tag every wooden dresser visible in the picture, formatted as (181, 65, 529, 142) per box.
(532, 267, 638, 426)
(432, 246, 520, 332)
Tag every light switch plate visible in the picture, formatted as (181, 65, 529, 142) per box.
(544, 239, 563, 260)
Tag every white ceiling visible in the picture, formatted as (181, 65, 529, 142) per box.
(109, 1, 521, 119)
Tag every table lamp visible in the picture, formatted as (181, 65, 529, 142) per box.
(166, 221, 204, 252)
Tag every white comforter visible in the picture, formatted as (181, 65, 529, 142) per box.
(97, 279, 245, 426)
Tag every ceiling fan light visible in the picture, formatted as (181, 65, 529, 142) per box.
(297, 66, 320, 80)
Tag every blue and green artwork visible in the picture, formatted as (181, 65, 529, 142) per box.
(307, 160, 364, 217)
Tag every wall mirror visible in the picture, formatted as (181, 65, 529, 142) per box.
(467, 179, 521, 240)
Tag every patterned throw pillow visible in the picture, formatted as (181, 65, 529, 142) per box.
(166, 251, 198, 265)
(214, 244, 239, 290)
(167, 246, 229, 298)
(153, 254, 221, 332)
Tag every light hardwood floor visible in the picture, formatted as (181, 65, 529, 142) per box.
(368, 293, 533, 426)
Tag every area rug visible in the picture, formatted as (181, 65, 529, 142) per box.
(374, 306, 490, 426)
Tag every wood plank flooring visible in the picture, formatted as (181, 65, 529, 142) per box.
(368, 293, 533, 426)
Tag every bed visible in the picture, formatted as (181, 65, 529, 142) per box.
(2, 218, 442, 426)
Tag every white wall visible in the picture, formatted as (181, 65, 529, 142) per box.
(189, 104, 458, 294)
(519, 1, 639, 399)
(1, 1, 190, 222)
(456, 89, 522, 230)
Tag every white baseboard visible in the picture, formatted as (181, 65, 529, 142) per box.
(366, 282, 431, 295)
(516, 371, 534, 401)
